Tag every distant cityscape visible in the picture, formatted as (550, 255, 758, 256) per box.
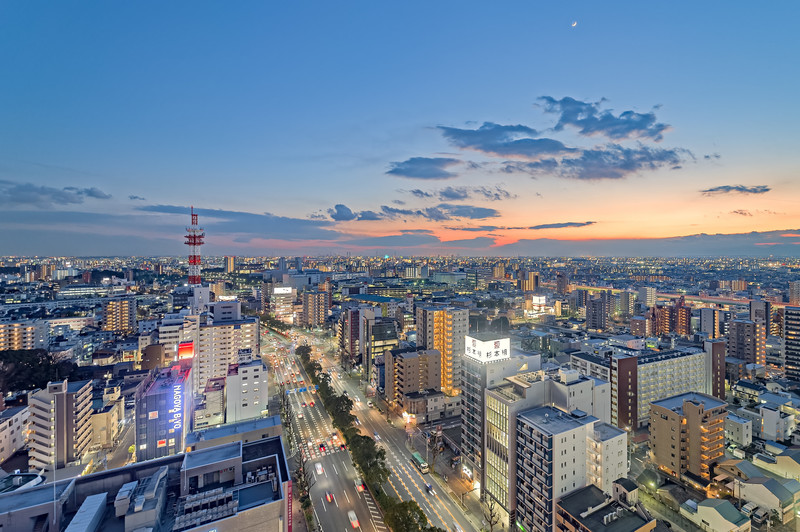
(0, 209, 798, 532)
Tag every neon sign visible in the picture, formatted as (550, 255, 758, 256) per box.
(170, 384, 183, 431)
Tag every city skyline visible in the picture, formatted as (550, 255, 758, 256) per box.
(1, 2, 798, 256)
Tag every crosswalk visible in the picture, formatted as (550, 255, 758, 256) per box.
(300, 445, 347, 460)
(364, 495, 387, 531)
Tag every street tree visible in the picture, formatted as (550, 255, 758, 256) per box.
(483, 497, 501, 532)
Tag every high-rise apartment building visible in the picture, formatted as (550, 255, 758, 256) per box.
(515, 406, 627, 532)
(789, 281, 800, 306)
(0, 319, 48, 351)
(28, 380, 93, 472)
(629, 316, 650, 337)
(700, 308, 721, 339)
(571, 347, 721, 429)
(520, 271, 539, 292)
(385, 347, 441, 406)
(187, 301, 259, 396)
(135, 363, 192, 462)
(586, 296, 608, 331)
(301, 290, 329, 328)
(784, 307, 800, 380)
(224, 256, 235, 274)
(416, 306, 468, 395)
(102, 298, 137, 334)
(638, 287, 656, 308)
(727, 319, 766, 365)
(750, 299, 772, 333)
(460, 334, 535, 490)
(649, 392, 727, 486)
(483, 369, 612, 528)
(556, 272, 569, 295)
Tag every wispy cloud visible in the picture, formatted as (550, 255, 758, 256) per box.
(730, 210, 752, 216)
(129, 195, 146, 201)
(378, 203, 500, 221)
(530, 221, 596, 230)
(406, 185, 515, 202)
(504, 144, 687, 180)
(438, 122, 573, 159)
(701, 184, 771, 196)
(138, 205, 341, 241)
(0, 180, 112, 208)
(539, 96, 670, 141)
(386, 157, 460, 179)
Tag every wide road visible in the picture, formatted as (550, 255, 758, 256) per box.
(263, 327, 386, 532)
(307, 335, 473, 532)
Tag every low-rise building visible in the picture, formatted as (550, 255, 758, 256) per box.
(555, 479, 656, 532)
(0, 406, 28, 464)
(680, 499, 751, 532)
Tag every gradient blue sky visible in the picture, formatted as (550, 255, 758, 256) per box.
(1, 2, 798, 256)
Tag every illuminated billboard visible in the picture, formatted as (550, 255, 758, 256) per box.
(178, 341, 194, 360)
(464, 335, 510, 362)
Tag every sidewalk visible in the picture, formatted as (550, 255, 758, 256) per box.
(291, 483, 310, 532)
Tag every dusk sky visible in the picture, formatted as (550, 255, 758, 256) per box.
(0, 2, 798, 257)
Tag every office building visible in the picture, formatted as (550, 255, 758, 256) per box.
(515, 406, 627, 532)
(28, 380, 93, 472)
(102, 298, 137, 334)
(703, 339, 727, 400)
(301, 290, 329, 328)
(363, 317, 398, 387)
(460, 333, 537, 490)
(727, 319, 766, 365)
(0, 319, 47, 351)
(226, 360, 269, 423)
(416, 306, 468, 395)
(385, 347, 441, 407)
(571, 347, 720, 428)
(135, 362, 192, 462)
(649, 392, 727, 487)
(483, 369, 611, 527)
(785, 307, 800, 380)
(270, 286, 296, 324)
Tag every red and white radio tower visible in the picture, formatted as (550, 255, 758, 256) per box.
(185, 206, 204, 286)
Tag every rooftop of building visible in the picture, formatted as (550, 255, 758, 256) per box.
(405, 388, 443, 400)
(0, 405, 27, 421)
(183, 441, 242, 471)
(558, 484, 651, 532)
(594, 422, 626, 441)
(517, 405, 598, 435)
(695, 498, 749, 526)
(184, 415, 281, 446)
(466, 332, 509, 342)
(345, 294, 400, 303)
(651, 392, 727, 414)
(66, 379, 92, 393)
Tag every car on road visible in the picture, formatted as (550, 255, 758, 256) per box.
(297, 413, 304, 419)
(301, 402, 307, 407)
(354, 418, 361, 425)
(315, 463, 323, 475)
(373, 431, 381, 441)
(348, 511, 360, 529)
(425, 483, 435, 495)
(309, 401, 315, 406)
(355, 479, 366, 492)
(340, 443, 347, 450)
(367, 400, 373, 407)
(319, 443, 326, 452)
(325, 491, 334, 503)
